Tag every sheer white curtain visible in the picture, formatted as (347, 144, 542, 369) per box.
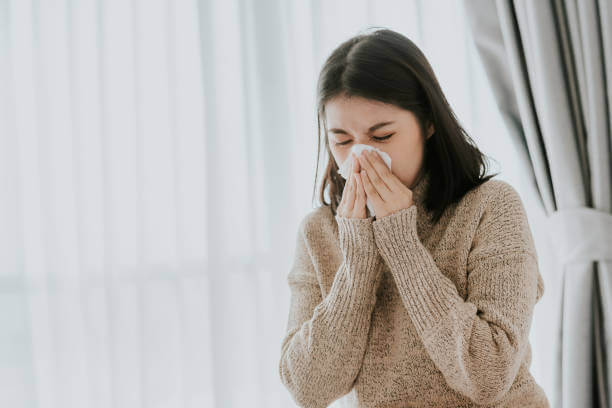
(0, 0, 555, 407)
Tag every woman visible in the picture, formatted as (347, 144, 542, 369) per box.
(278, 28, 549, 407)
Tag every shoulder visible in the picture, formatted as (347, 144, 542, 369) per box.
(296, 205, 336, 240)
(482, 178, 524, 205)
(462, 178, 527, 218)
(465, 177, 522, 202)
(465, 177, 536, 255)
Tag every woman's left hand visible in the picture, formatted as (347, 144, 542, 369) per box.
(357, 150, 414, 219)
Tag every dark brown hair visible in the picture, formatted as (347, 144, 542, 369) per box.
(312, 27, 498, 224)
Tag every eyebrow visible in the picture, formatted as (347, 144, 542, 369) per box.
(328, 121, 395, 135)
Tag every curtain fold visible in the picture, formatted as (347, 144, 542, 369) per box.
(462, 0, 612, 406)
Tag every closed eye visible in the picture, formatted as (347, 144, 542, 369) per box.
(335, 133, 394, 146)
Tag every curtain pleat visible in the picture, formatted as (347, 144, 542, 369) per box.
(463, 0, 612, 406)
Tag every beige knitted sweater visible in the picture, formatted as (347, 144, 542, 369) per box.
(278, 172, 550, 407)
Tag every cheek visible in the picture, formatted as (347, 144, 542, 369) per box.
(330, 146, 347, 167)
(395, 136, 423, 159)
(387, 142, 421, 172)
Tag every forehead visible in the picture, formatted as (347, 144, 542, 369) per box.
(324, 95, 406, 129)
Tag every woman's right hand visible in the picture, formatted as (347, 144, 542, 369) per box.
(337, 152, 368, 219)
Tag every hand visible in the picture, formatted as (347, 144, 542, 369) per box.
(357, 150, 414, 219)
(337, 152, 368, 219)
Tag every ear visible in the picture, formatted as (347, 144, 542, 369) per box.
(426, 123, 435, 139)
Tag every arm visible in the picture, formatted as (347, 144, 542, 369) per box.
(279, 212, 385, 408)
(371, 182, 544, 405)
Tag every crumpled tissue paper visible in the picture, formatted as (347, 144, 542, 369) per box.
(338, 144, 392, 217)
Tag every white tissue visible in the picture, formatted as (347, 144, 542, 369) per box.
(338, 144, 392, 217)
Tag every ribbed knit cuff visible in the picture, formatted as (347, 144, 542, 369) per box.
(319, 214, 383, 338)
(335, 214, 379, 262)
(372, 205, 461, 336)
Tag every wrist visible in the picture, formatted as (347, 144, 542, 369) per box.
(373, 205, 419, 259)
(335, 214, 379, 260)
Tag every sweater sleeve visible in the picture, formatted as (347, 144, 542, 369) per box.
(278, 212, 385, 408)
(371, 183, 544, 406)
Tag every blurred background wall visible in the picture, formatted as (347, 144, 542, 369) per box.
(0, 0, 557, 406)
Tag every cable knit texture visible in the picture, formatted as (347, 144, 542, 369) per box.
(279, 172, 549, 407)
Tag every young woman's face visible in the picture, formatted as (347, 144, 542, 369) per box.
(325, 95, 434, 189)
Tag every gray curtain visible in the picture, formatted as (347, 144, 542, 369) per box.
(461, 0, 612, 407)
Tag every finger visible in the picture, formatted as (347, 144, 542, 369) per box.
(361, 169, 384, 207)
(338, 174, 350, 215)
(340, 173, 353, 211)
(352, 173, 367, 218)
(356, 173, 365, 199)
(370, 152, 406, 191)
(358, 152, 392, 199)
(367, 150, 402, 188)
(346, 174, 357, 213)
(362, 151, 394, 191)
(352, 152, 361, 173)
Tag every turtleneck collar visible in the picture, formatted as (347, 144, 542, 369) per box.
(410, 170, 430, 207)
